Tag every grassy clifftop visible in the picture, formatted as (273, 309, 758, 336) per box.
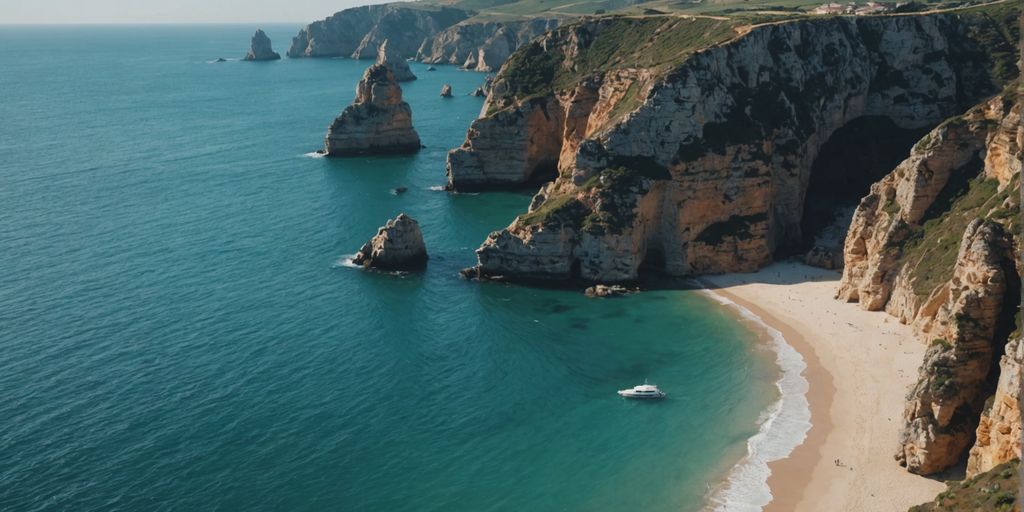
(492, 16, 740, 106)
(489, 1, 1018, 112)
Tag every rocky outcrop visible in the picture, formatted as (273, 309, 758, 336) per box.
(472, 76, 495, 97)
(967, 334, 1023, 477)
(323, 64, 421, 156)
(584, 284, 632, 297)
(417, 18, 562, 72)
(288, 4, 469, 59)
(832, 88, 1020, 475)
(352, 214, 428, 270)
(376, 40, 415, 82)
(894, 218, 1018, 474)
(244, 29, 280, 61)
(440, 84, 453, 98)
(451, 12, 1018, 282)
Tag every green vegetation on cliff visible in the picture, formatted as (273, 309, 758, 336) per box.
(494, 16, 738, 107)
(895, 171, 1019, 299)
(909, 459, 1019, 511)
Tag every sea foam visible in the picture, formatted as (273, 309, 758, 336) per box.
(333, 254, 360, 268)
(701, 290, 812, 512)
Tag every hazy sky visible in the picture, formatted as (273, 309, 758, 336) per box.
(0, 0, 393, 24)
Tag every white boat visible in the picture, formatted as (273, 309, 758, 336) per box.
(617, 380, 666, 399)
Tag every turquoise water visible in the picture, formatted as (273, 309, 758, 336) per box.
(0, 25, 778, 512)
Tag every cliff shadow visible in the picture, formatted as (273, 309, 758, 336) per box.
(781, 116, 932, 259)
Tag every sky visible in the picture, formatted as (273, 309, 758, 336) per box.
(0, 0, 394, 24)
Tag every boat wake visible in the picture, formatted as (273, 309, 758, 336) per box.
(701, 291, 811, 512)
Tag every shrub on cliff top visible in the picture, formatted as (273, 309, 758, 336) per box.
(909, 458, 1020, 511)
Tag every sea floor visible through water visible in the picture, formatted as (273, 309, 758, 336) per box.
(1, 24, 792, 512)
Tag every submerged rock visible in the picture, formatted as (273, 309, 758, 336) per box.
(244, 29, 281, 61)
(376, 40, 416, 82)
(584, 284, 632, 298)
(352, 213, 428, 271)
(426, 65, 437, 71)
(323, 64, 421, 156)
(440, 84, 453, 97)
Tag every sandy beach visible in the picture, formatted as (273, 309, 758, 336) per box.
(702, 261, 946, 511)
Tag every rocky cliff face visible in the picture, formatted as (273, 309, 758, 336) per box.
(323, 64, 421, 156)
(376, 40, 416, 82)
(968, 334, 1022, 478)
(353, 213, 428, 270)
(287, 4, 564, 72)
(288, 4, 470, 59)
(452, 9, 1018, 282)
(244, 29, 280, 61)
(417, 18, 562, 72)
(835, 89, 1020, 475)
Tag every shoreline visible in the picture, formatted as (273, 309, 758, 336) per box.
(701, 262, 945, 511)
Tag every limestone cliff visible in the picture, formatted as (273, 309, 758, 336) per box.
(968, 334, 1023, 478)
(416, 18, 562, 72)
(244, 29, 280, 61)
(287, 4, 470, 59)
(452, 8, 1019, 282)
(323, 64, 421, 156)
(835, 89, 1020, 475)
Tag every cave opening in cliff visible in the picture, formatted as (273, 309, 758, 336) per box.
(638, 246, 666, 276)
(528, 159, 559, 185)
(790, 116, 933, 256)
(569, 258, 582, 280)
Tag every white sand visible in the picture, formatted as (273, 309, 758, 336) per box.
(702, 261, 946, 511)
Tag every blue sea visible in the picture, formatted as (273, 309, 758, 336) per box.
(0, 25, 793, 512)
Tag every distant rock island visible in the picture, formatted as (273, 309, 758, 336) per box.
(323, 64, 421, 156)
(244, 29, 280, 61)
(352, 213, 427, 271)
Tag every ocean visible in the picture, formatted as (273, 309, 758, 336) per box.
(0, 25, 792, 511)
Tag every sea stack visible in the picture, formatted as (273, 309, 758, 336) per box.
(244, 29, 281, 61)
(323, 64, 421, 156)
(440, 84, 453, 97)
(352, 214, 428, 271)
(376, 40, 416, 82)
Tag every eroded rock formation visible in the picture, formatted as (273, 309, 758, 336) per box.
(835, 90, 1020, 475)
(352, 213, 428, 271)
(376, 40, 416, 82)
(285, 4, 558, 73)
(967, 334, 1023, 477)
(288, 4, 469, 59)
(417, 18, 562, 72)
(440, 84, 453, 98)
(451, 12, 1018, 282)
(324, 64, 421, 156)
(244, 29, 280, 61)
